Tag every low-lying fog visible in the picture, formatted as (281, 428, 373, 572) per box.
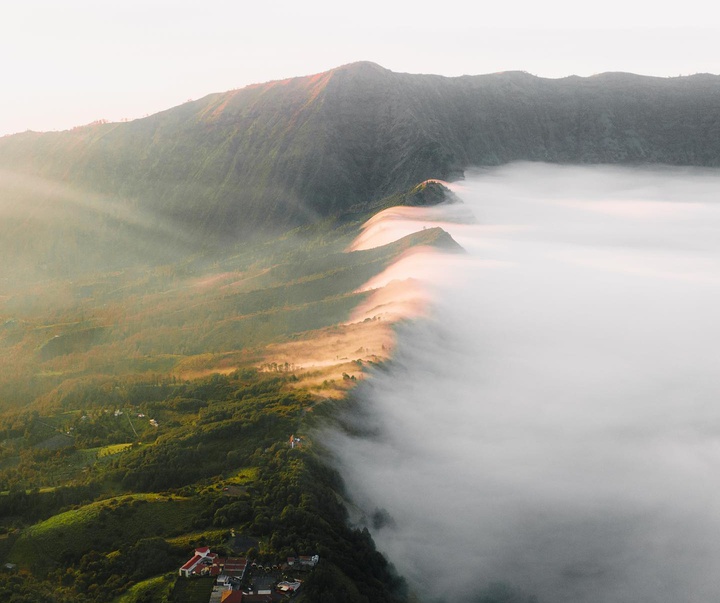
(329, 163, 720, 603)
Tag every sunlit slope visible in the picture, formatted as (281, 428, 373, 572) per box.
(8, 494, 199, 570)
(0, 181, 461, 601)
(0, 168, 199, 287)
(2, 63, 720, 237)
(0, 202, 460, 411)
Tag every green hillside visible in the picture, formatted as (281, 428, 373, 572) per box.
(0, 181, 455, 602)
(0, 208, 458, 415)
(0, 360, 408, 603)
(9, 494, 200, 570)
(1, 62, 719, 239)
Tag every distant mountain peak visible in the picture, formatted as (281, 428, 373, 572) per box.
(330, 61, 390, 74)
(488, 70, 538, 78)
(240, 61, 389, 94)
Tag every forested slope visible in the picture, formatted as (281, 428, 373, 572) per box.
(1, 63, 719, 237)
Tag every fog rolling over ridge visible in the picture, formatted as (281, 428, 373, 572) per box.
(329, 163, 720, 603)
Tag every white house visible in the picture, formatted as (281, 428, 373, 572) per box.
(178, 547, 211, 577)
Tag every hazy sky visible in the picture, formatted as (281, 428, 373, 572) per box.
(2, 0, 718, 136)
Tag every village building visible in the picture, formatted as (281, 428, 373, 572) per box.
(209, 583, 242, 603)
(178, 547, 248, 581)
(286, 554, 319, 568)
(276, 580, 302, 594)
(180, 547, 315, 602)
(179, 547, 211, 577)
(210, 587, 271, 603)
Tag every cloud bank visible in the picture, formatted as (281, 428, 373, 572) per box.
(328, 163, 720, 603)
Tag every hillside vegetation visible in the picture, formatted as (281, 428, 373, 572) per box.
(1, 61, 709, 602)
(0, 182, 462, 602)
(1, 62, 719, 238)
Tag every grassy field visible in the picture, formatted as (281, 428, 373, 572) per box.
(9, 494, 202, 570)
(169, 576, 215, 603)
(114, 573, 175, 603)
(97, 443, 134, 457)
(165, 529, 229, 551)
(194, 466, 258, 498)
(5, 442, 138, 490)
(226, 466, 258, 485)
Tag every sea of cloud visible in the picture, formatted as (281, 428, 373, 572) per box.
(327, 163, 720, 603)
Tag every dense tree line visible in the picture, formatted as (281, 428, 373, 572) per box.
(0, 484, 100, 525)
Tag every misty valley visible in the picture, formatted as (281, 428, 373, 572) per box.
(0, 176, 457, 602)
(2, 61, 720, 603)
(3, 162, 718, 603)
(332, 164, 720, 603)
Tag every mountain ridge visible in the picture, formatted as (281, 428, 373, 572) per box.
(2, 62, 720, 237)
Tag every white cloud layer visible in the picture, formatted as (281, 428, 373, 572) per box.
(328, 163, 720, 602)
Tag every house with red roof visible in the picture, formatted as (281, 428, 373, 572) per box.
(178, 547, 248, 581)
(179, 547, 212, 577)
(223, 557, 248, 578)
